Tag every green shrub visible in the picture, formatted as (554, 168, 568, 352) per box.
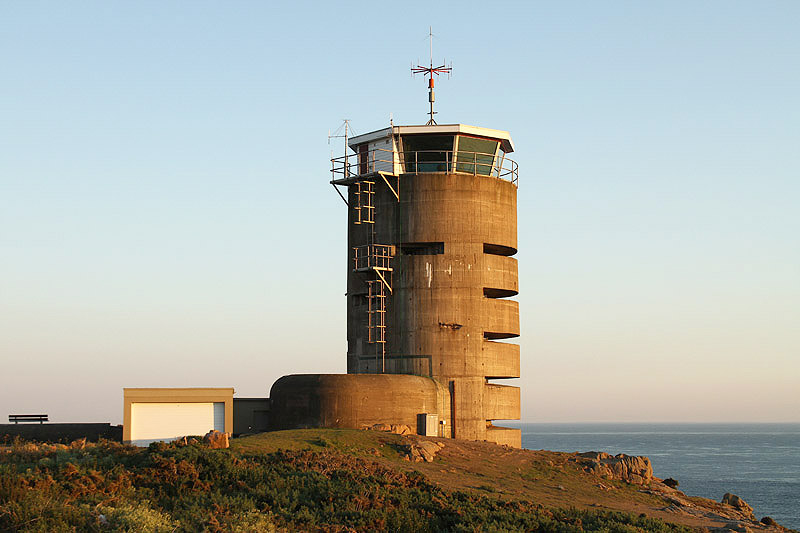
(98, 501, 178, 532)
(0, 437, 693, 533)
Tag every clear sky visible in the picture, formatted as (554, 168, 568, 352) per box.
(1, 2, 798, 424)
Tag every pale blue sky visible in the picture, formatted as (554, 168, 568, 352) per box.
(1, 2, 798, 423)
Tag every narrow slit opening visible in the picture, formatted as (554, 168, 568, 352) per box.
(483, 243, 517, 256)
(483, 287, 518, 299)
(401, 242, 444, 255)
(484, 331, 520, 340)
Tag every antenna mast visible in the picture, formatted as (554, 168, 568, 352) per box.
(411, 27, 452, 125)
(328, 119, 353, 178)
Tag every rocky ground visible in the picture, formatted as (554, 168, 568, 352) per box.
(235, 428, 796, 532)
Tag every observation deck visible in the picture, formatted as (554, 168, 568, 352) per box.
(330, 123, 518, 186)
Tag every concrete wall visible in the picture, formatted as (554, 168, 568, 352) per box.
(486, 424, 522, 448)
(483, 384, 521, 420)
(345, 169, 521, 446)
(233, 398, 270, 436)
(270, 374, 450, 433)
(0, 423, 121, 443)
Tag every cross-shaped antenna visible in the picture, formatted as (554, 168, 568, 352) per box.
(411, 27, 452, 125)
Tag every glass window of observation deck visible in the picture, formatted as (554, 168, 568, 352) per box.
(455, 136, 499, 176)
(401, 135, 454, 173)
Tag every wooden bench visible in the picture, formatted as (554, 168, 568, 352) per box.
(8, 414, 48, 424)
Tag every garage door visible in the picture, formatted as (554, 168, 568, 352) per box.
(130, 402, 225, 447)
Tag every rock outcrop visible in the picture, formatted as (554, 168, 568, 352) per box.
(401, 440, 444, 462)
(365, 423, 413, 435)
(721, 493, 755, 520)
(203, 430, 230, 449)
(575, 451, 653, 485)
(760, 516, 778, 527)
(663, 477, 679, 488)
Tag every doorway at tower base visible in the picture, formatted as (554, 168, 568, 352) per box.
(268, 374, 521, 448)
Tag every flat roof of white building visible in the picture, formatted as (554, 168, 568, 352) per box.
(349, 124, 514, 153)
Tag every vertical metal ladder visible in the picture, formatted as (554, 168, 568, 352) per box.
(353, 180, 375, 225)
(367, 279, 386, 346)
(352, 179, 394, 372)
(347, 141, 400, 373)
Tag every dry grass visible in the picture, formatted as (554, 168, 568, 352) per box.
(233, 428, 770, 530)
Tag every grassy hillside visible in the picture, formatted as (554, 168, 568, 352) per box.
(0, 429, 784, 532)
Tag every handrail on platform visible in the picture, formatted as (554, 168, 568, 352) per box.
(331, 148, 518, 186)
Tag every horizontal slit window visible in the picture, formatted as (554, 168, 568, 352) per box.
(483, 243, 517, 256)
(401, 242, 444, 255)
(484, 331, 520, 340)
(483, 288, 518, 299)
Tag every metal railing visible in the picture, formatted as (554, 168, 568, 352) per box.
(353, 244, 395, 272)
(331, 148, 518, 186)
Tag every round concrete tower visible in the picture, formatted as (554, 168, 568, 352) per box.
(331, 124, 520, 447)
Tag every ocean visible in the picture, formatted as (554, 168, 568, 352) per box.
(517, 423, 800, 530)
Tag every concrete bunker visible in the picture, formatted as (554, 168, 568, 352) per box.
(269, 374, 450, 435)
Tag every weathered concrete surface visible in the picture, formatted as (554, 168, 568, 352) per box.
(346, 170, 521, 446)
(232, 398, 270, 436)
(482, 254, 519, 296)
(483, 298, 520, 338)
(485, 424, 522, 448)
(482, 341, 520, 379)
(269, 374, 450, 433)
(483, 384, 520, 421)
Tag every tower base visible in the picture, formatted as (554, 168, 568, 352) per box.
(268, 373, 520, 448)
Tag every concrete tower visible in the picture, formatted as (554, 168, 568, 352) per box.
(332, 124, 521, 447)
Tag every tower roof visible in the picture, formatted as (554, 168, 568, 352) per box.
(348, 123, 514, 153)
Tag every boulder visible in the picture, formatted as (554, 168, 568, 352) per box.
(203, 430, 230, 449)
(400, 440, 444, 463)
(760, 517, 778, 527)
(408, 447, 424, 462)
(721, 493, 755, 519)
(578, 451, 611, 460)
(578, 452, 653, 485)
(663, 478, 679, 489)
(390, 424, 412, 435)
(417, 441, 441, 461)
(364, 423, 413, 435)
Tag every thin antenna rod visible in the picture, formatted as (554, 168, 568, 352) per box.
(429, 26, 433, 69)
(328, 119, 352, 177)
(411, 27, 452, 125)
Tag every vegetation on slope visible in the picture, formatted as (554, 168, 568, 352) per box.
(0, 433, 695, 532)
